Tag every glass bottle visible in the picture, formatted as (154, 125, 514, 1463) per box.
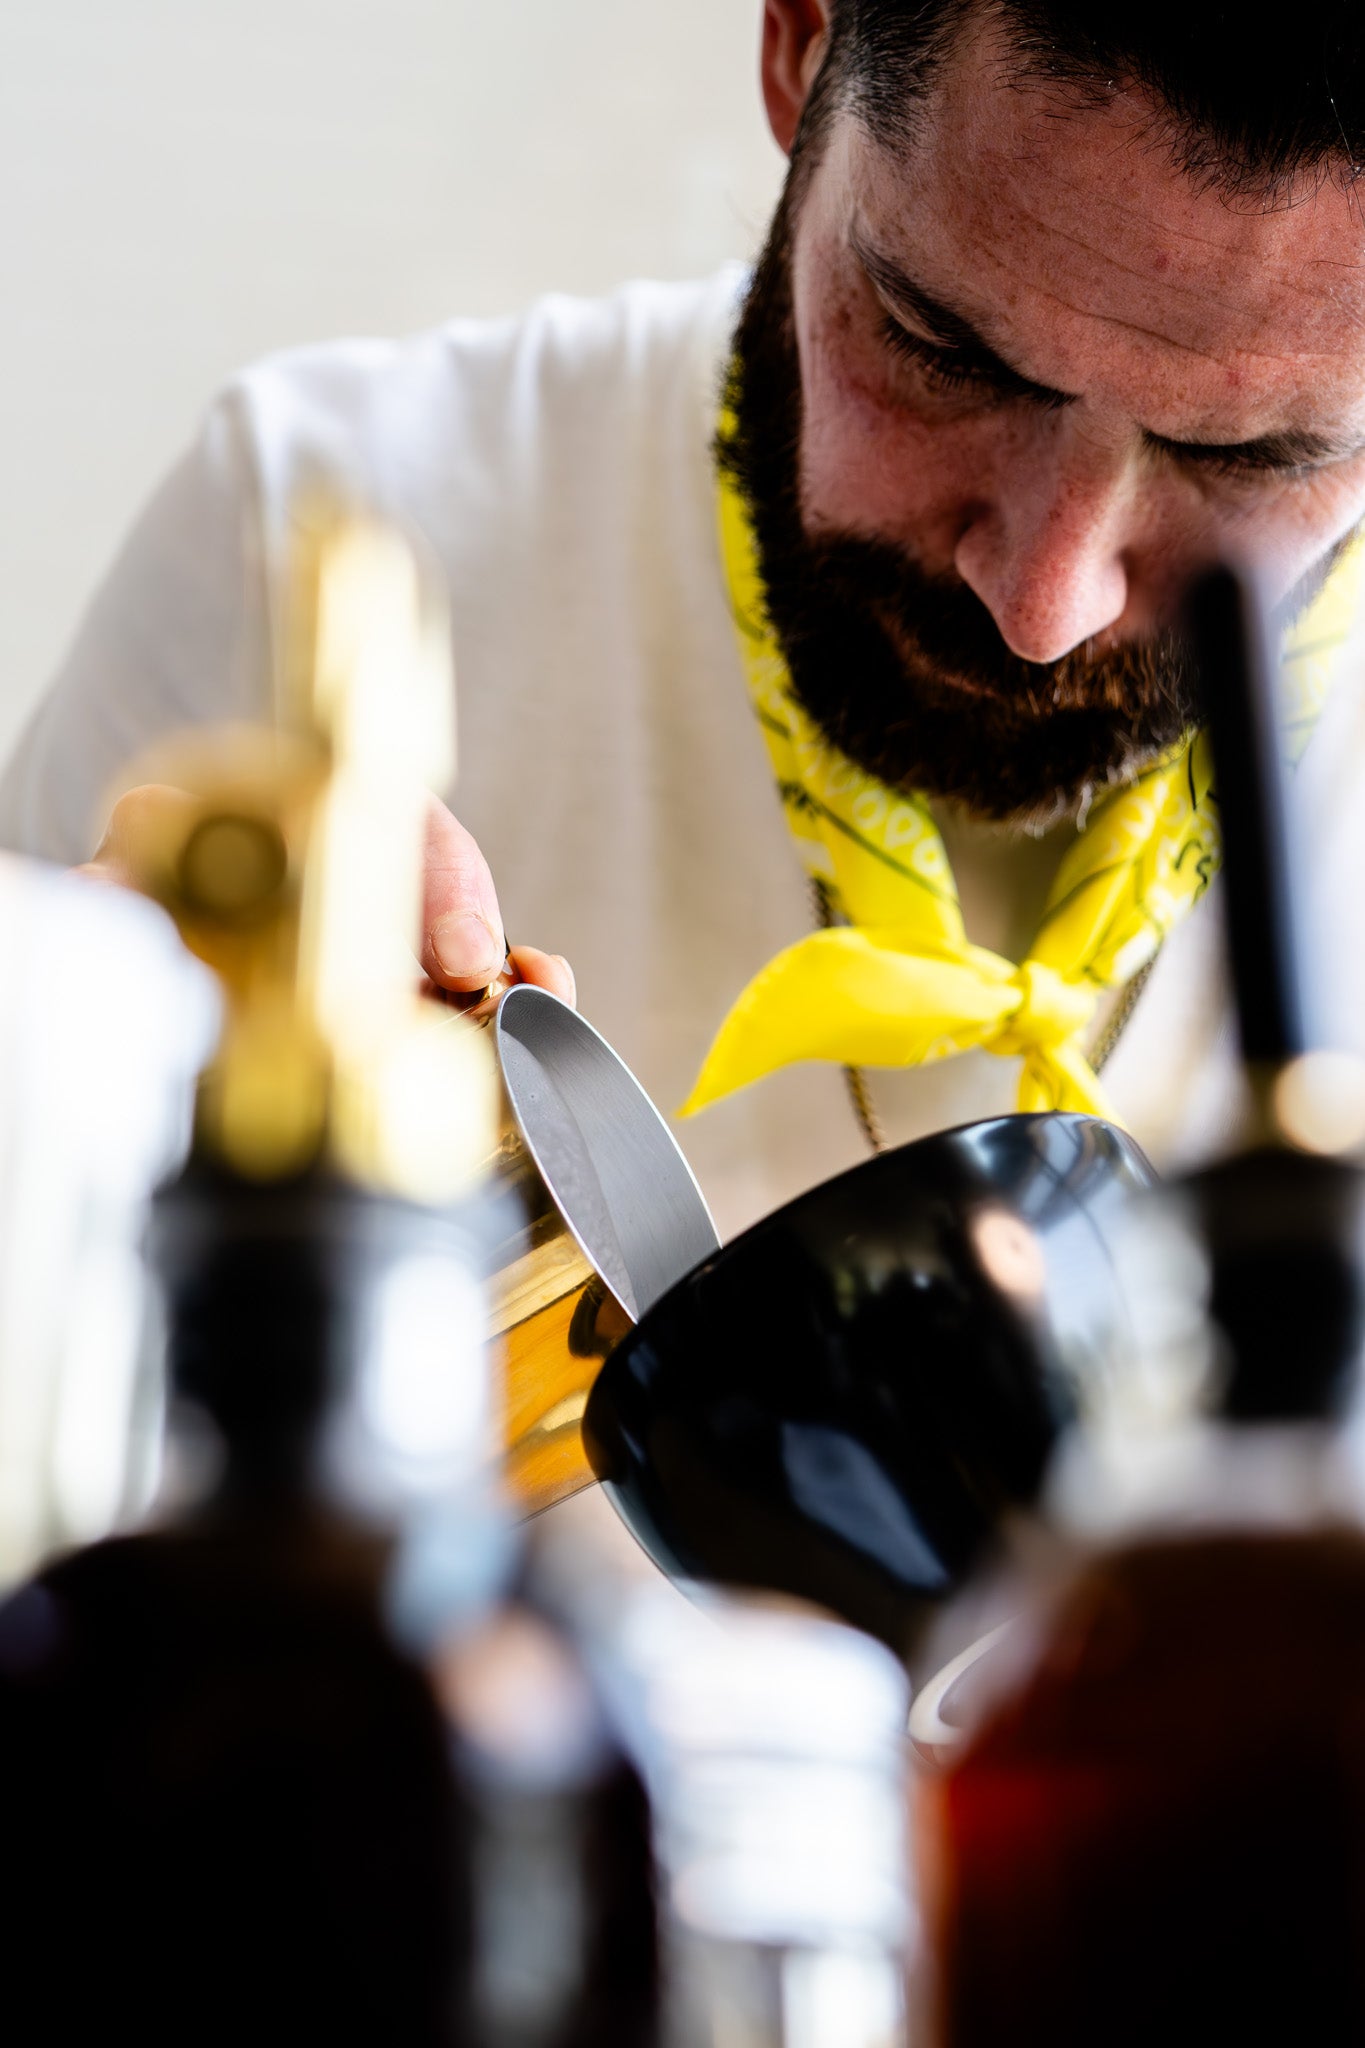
(0, 514, 506, 2045)
(623, 1590, 912, 2048)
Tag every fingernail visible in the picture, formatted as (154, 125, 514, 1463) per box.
(431, 912, 502, 982)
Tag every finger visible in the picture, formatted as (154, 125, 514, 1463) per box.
(508, 945, 576, 1007)
(420, 795, 507, 991)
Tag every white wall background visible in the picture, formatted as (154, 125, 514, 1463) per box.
(0, 1, 784, 769)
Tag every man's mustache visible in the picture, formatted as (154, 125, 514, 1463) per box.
(782, 527, 1195, 724)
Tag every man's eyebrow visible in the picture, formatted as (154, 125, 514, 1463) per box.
(853, 229, 1365, 475)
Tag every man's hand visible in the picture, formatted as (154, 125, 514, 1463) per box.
(81, 785, 576, 1006)
(420, 795, 575, 1003)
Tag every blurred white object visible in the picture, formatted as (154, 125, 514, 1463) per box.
(0, 855, 215, 1586)
(618, 1590, 912, 2048)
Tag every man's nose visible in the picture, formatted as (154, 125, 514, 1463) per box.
(952, 432, 1130, 664)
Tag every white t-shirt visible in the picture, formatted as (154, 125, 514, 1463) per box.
(4, 269, 1365, 1241)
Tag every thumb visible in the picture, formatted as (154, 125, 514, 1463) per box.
(420, 794, 507, 992)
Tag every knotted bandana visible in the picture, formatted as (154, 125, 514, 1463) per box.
(681, 428, 1364, 1124)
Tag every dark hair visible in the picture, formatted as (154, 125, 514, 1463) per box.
(821, 0, 1365, 197)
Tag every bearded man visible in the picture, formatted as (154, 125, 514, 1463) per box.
(6, 0, 1365, 1236)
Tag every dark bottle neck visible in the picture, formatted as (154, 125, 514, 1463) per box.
(1188, 1145, 1365, 1424)
(150, 1159, 487, 1512)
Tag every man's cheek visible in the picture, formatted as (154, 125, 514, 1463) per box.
(798, 348, 972, 555)
(797, 314, 909, 509)
(798, 264, 919, 439)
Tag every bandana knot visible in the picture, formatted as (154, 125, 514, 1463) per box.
(992, 961, 1096, 1057)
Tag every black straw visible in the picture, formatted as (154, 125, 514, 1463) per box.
(1186, 562, 1310, 1069)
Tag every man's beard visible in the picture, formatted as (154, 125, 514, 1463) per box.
(724, 183, 1201, 827)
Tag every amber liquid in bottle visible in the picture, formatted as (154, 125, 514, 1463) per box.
(926, 1527, 1365, 2045)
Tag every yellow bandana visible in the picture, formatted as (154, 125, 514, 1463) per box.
(682, 436, 1364, 1125)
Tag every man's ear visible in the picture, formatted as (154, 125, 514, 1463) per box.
(761, 0, 832, 157)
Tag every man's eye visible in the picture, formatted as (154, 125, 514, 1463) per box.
(1171, 447, 1320, 488)
(879, 316, 991, 397)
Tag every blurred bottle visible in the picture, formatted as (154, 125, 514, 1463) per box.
(0, 514, 505, 2044)
(0, 858, 215, 1587)
(614, 1591, 911, 2048)
(438, 1518, 660, 2048)
(918, 567, 1365, 2043)
(919, 1163, 1365, 2042)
